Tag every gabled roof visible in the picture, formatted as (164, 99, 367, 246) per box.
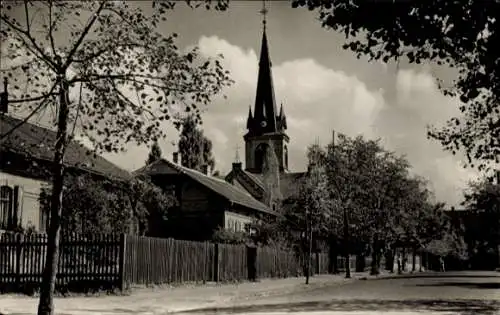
(226, 168, 306, 200)
(0, 114, 131, 180)
(134, 159, 277, 216)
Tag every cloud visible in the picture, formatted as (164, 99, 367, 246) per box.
(187, 36, 387, 174)
(103, 35, 477, 206)
(4, 31, 474, 207)
(373, 68, 478, 206)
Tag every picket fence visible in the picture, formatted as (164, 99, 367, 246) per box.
(0, 233, 121, 292)
(0, 232, 344, 292)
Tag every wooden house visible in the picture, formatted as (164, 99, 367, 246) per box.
(133, 157, 278, 241)
(0, 114, 131, 233)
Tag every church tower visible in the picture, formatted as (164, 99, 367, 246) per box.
(244, 2, 289, 174)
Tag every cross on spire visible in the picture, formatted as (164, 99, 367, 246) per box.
(259, 0, 268, 29)
(234, 143, 241, 163)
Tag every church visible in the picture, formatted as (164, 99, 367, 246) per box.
(134, 6, 306, 240)
(225, 10, 306, 211)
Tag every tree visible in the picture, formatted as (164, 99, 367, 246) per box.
(292, 0, 500, 171)
(124, 177, 176, 236)
(178, 115, 216, 173)
(325, 133, 436, 275)
(462, 177, 500, 265)
(59, 174, 130, 235)
(287, 144, 333, 284)
(0, 2, 231, 314)
(326, 134, 384, 278)
(59, 174, 174, 236)
(146, 141, 163, 165)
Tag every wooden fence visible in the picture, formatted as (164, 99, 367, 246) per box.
(0, 233, 122, 292)
(1, 233, 405, 293)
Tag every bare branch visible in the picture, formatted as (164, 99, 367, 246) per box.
(71, 43, 142, 63)
(69, 74, 204, 94)
(8, 92, 58, 104)
(48, 0, 56, 57)
(24, 0, 31, 34)
(68, 82, 84, 144)
(62, 1, 107, 70)
(110, 81, 156, 118)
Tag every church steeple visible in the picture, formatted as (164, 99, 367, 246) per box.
(244, 0, 289, 174)
(246, 0, 282, 135)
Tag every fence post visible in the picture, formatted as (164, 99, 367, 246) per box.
(203, 242, 208, 284)
(246, 245, 257, 282)
(213, 243, 219, 282)
(15, 233, 23, 289)
(118, 234, 126, 291)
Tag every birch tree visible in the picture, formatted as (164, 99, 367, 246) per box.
(0, 1, 231, 314)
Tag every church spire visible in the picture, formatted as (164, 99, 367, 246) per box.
(246, 105, 253, 129)
(248, 0, 279, 134)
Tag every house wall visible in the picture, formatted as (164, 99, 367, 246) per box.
(181, 180, 212, 213)
(224, 211, 253, 232)
(152, 174, 225, 241)
(0, 170, 50, 231)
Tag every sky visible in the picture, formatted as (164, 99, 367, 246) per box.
(1, 1, 480, 207)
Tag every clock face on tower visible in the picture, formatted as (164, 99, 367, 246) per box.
(260, 120, 267, 127)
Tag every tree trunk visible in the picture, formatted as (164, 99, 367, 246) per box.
(370, 237, 380, 275)
(401, 247, 406, 272)
(393, 249, 398, 274)
(305, 226, 313, 284)
(356, 253, 365, 272)
(328, 235, 339, 274)
(384, 250, 392, 271)
(412, 247, 417, 272)
(343, 208, 351, 279)
(38, 77, 70, 315)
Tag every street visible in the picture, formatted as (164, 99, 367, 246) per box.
(1, 271, 498, 314)
(177, 271, 500, 315)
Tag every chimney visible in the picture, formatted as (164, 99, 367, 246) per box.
(0, 77, 8, 114)
(202, 164, 209, 175)
(232, 162, 242, 171)
(173, 152, 179, 164)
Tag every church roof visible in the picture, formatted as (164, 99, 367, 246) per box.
(134, 159, 277, 216)
(227, 168, 306, 200)
(246, 27, 286, 136)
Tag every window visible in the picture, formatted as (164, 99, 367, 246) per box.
(0, 185, 13, 230)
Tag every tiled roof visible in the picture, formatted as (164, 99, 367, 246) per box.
(134, 159, 277, 216)
(0, 114, 131, 180)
